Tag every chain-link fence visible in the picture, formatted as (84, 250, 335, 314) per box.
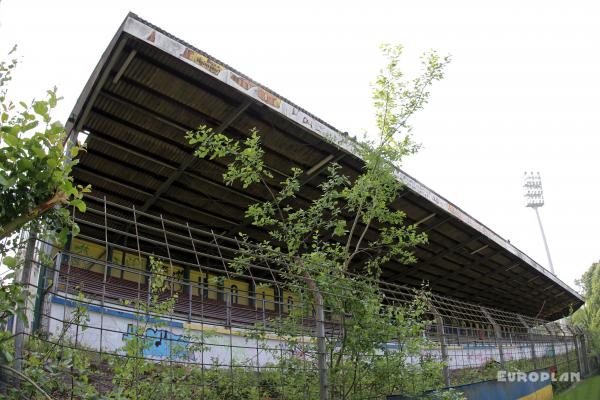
(0, 196, 592, 399)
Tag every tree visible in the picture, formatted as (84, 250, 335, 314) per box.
(187, 44, 451, 399)
(0, 47, 89, 247)
(0, 48, 89, 340)
(572, 261, 600, 353)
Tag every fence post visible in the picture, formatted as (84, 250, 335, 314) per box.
(557, 325, 572, 373)
(13, 230, 37, 384)
(543, 325, 559, 370)
(518, 316, 537, 370)
(39, 252, 62, 335)
(578, 328, 590, 377)
(584, 331, 597, 374)
(481, 307, 505, 368)
(226, 289, 232, 327)
(304, 274, 329, 400)
(315, 288, 329, 400)
(31, 242, 49, 334)
(576, 331, 585, 376)
(429, 302, 450, 386)
(566, 326, 582, 376)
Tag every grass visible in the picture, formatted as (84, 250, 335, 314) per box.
(554, 375, 600, 399)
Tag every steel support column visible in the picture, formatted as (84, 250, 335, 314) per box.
(481, 307, 505, 368)
(518, 316, 538, 370)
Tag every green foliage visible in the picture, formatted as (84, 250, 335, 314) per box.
(2, 44, 459, 400)
(185, 127, 272, 188)
(0, 47, 90, 247)
(0, 47, 90, 349)
(571, 261, 600, 353)
(187, 44, 451, 399)
(111, 257, 178, 399)
(3, 291, 96, 400)
(0, 263, 28, 322)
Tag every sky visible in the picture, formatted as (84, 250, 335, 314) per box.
(1, 0, 598, 291)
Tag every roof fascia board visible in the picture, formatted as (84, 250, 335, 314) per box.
(65, 14, 134, 141)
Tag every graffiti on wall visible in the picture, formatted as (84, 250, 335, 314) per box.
(122, 325, 195, 360)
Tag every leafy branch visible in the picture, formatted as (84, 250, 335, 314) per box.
(187, 44, 451, 399)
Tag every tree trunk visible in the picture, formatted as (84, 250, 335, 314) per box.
(299, 259, 329, 400)
(0, 191, 67, 240)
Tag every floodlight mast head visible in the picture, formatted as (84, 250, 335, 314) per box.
(523, 171, 544, 208)
(522, 171, 555, 274)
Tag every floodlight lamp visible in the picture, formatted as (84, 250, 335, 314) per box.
(523, 171, 545, 208)
(521, 171, 554, 273)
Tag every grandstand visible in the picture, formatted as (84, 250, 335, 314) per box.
(14, 13, 592, 398)
(61, 13, 582, 320)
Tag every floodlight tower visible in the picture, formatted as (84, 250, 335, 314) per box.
(523, 172, 555, 274)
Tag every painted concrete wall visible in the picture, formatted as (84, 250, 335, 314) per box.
(48, 295, 573, 371)
(49, 296, 311, 367)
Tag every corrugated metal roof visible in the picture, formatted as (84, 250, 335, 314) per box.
(63, 12, 583, 320)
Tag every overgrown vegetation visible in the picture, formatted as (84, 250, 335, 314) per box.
(0, 47, 89, 328)
(0, 47, 89, 245)
(0, 44, 469, 399)
(571, 261, 600, 354)
(2, 256, 461, 399)
(186, 44, 453, 399)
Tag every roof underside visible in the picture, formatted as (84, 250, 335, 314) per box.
(65, 13, 583, 321)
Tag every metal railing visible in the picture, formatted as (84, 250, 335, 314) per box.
(1, 196, 592, 399)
